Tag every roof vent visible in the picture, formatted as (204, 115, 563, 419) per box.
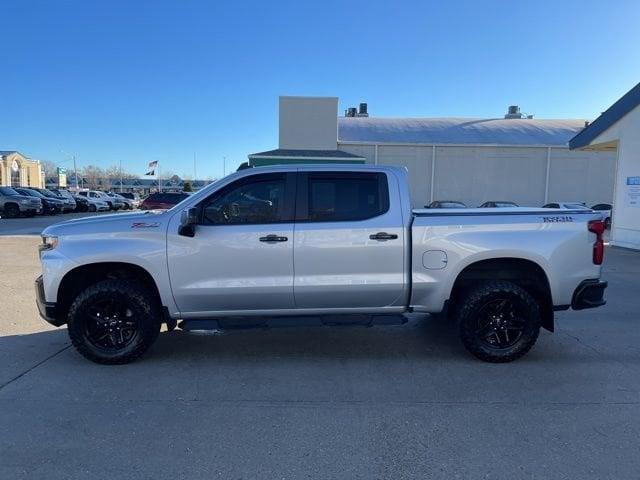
(504, 105, 523, 119)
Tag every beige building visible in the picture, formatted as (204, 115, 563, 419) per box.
(0, 151, 44, 189)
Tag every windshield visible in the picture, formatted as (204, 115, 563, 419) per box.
(39, 189, 59, 198)
(19, 189, 43, 198)
(0, 187, 19, 196)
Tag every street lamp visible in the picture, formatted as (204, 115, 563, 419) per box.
(60, 150, 80, 190)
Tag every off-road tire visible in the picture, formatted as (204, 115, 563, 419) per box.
(67, 279, 161, 364)
(455, 281, 541, 363)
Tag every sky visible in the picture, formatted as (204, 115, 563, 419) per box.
(1, 0, 639, 179)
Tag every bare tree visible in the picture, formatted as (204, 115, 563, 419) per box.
(80, 165, 104, 190)
(40, 160, 58, 178)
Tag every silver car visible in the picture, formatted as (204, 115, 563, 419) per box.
(0, 186, 42, 217)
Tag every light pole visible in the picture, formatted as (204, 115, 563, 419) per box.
(60, 150, 79, 190)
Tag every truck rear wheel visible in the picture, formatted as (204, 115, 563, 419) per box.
(67, 279, 161, 364)
(455, 281, 541, 363)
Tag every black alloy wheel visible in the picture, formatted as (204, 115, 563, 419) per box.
(474, 298, 525, 349)
(456, 281, 541, 363)
(82, 298, 140, 352)
(67, 279, 161, 364)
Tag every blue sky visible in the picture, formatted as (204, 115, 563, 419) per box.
(1, 0, 639, 178)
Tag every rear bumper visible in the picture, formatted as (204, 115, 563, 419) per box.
(35, 275, 64, 326)
(572, 279, 608, 310)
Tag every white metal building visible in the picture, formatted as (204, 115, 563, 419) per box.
(250, 97, 616, 208)
(570, 81, 640, 250)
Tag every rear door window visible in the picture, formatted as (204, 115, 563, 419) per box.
(297, 172, 389, 222)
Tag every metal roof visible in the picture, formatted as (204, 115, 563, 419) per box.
(570, 81, 640, 150)
(249, 148, 364, 159)
(338, 117, 588, 146)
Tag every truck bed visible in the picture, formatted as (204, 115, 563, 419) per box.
(409, 207, 604, 312)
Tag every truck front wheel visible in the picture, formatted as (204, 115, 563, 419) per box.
(67, 279, 161, 364)
(455, 281, 541, 363)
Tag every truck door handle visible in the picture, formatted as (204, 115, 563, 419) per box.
(369, 232, 398, 241)
(259, 234, 288, 243)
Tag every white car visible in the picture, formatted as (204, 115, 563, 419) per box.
(543, 202, 590, 210)
(591, 203, 612, 229)
(37, 165, 608, 365)
(78, 190, 123, 211)
(83, 196, 110, 212)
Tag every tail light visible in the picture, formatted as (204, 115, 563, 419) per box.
(588, 220, 605, 265)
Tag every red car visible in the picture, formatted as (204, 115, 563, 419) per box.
(139, 192, 190, 210)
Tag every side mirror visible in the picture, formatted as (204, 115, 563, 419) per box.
(178, 207, 198, 237)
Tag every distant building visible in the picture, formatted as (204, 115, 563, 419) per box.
(0, 151, 44, 188)
(45, 174, 215, 194)
(249, 97, 615, 208)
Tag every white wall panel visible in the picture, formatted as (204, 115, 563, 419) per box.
(338, 144, 376, 164)
(433, 146, 548, 206)
(377, 146, 432, 208)
(547, 149, 615, 205)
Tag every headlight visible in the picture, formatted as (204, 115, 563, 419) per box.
(39, 235, 59, 253)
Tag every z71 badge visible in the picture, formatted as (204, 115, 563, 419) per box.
(131, 222, 161, 228)
(541, 216, 574, 223)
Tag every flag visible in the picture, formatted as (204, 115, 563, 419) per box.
(145, 160, 157, 176)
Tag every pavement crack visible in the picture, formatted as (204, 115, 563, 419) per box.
(0, 343, 71, 392)
(559, 328, 634, 371)
(559, 330, 602, 357)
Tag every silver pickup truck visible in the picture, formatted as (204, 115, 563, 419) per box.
(35, 165, 607, 364)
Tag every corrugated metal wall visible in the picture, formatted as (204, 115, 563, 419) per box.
(339, 143, 615, 207)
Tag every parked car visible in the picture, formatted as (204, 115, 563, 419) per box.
(591, 203, 612, 229)
(107, 192, 134, 210)
(425, 200, 467, 209)
(119, 192, 142, 208)
(37, 165, 607, 365)
(72, 194, 90, 212)
(543, 202, 590, 210)
(14, 187, 62, 215)
(32, 188, 75, 213)
(78, 190, 123, 210)
(50, 189, 77, 213)
(479, 201, 519, 208)
(83, 195, 110, 212)
(140, 192, 190, 210)
(0, 186, 42, 217)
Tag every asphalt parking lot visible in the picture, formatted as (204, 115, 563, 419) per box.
(0, 223, 638, 479)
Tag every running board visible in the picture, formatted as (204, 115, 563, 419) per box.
(179, 314, 408, 332)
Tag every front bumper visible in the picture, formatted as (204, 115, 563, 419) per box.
(572, 279, 608, 310)
(35, 275, 64, 326)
